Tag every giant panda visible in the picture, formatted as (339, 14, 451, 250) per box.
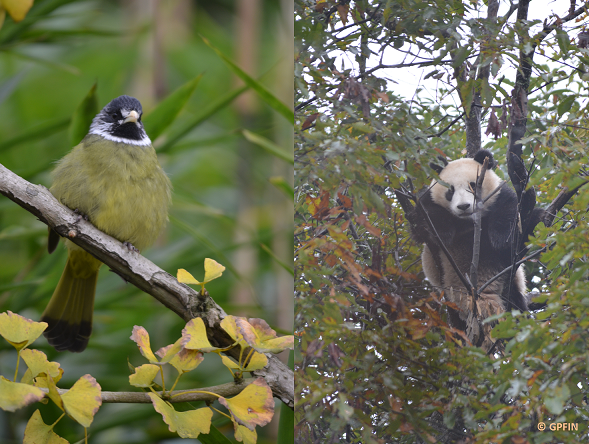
(411, 150, 528, 339)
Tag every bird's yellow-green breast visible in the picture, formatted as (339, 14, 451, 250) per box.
(50, 133, 172, 251)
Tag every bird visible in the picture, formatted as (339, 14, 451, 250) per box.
(41, 95, 172, 352)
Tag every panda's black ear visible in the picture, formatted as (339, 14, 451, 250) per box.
(474, 149, 497, 169)
(429, 156, 448, 174)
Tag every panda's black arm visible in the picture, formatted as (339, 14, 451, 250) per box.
(412, 197, 456, 246)
(486, 183, 519, 253)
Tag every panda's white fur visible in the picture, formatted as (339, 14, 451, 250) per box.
(411, 150, 528, 338)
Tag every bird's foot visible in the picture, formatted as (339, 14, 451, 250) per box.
(123, 241, 140, 253)
(73, 209, 89, 223)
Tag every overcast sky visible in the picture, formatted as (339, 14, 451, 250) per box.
(380, 0, 572, 102)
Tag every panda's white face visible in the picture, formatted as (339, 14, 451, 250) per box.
(431, 158, 502, 218)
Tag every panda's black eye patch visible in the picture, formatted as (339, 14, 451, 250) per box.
(445, 185, 455, 201)
(469, 182, 476, 191)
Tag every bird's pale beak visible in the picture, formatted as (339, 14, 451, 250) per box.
(124, 110, 140, 123)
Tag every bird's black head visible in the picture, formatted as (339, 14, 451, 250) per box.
(89, 95, 151, 146)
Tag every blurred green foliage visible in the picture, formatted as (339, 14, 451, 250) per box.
(0, 0, 293, 442)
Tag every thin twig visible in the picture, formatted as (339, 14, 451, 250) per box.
(415, 112, 465, 140)
(470, 157, 490, 292)
(478, 247, 546, 296)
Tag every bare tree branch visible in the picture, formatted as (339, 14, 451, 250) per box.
(0, 164, 293, 409)
(543, 182, 589, 227)
(42, 380, 252, 404)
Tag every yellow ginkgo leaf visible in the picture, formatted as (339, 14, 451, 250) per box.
(149, 393, 213, 438)
(23, 410, 68, 444)
(155, 338, 183, 364)
(0, 376, 45, 412)
(221, 352, 268, 372)
(177, 268, 200, 285)
(236, 317, 294, 354)
(38, 374, 63, 411)
(234, 423, 257, 444)
(129, 364, 160, 388)
(177, 259, 225, 290)
(61, 374, 102, 428)
(0, 311, 47, 351)
(182, 318, 219, 352)
(1, 0, 34, 23)
(219, 378, 274, 430)
(221, 355, 240, 370)
(220, 315, 245, 345)
(130, 325, 159, 364)
(203, 258, 225, 283)
(169, 348, 204, 374)
(244, 352, 268, 372)
(20, 349, 61, 380)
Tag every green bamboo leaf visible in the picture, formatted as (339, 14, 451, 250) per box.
(69, 83, 99, 146)
(143, 74, 203, 140)
(0, 0, 78, 45)
(269, 176, 294, 199)
(157, 85, 248, 153)
(242, 130, 294, 164)
(156, 86, 248, 153)
(4, 50, 80, 75)
(0, 72, 24, 106)
(202, 37, 293, 123)
(0, 117, 70, 153)
(260, 243, 294, 276)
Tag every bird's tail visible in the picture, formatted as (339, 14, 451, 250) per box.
(41, 250, 101, 352)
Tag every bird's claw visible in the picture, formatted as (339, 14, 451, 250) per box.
(123, 241, 140, 253)
(73, 209, 89, 223)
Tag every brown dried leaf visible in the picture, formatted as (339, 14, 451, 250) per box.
(485, 109, 501, 139)
(301, 113, 319, 130)
(337, 4, 349, 25)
